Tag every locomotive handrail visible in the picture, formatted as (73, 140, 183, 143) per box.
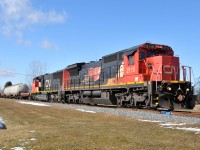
(182, 66, 192, 83)
(156, 64, 162, 92)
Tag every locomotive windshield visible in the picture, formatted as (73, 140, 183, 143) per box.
(147, 50, 167, 57)
(143, 44, 174, 58)
(139, 50, 168, 60)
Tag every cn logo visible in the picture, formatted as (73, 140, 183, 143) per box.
(163, 66, 178, 74)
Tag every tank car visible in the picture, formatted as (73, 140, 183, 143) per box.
(3, 83, 29, 98)
(31, 43, 196, 110)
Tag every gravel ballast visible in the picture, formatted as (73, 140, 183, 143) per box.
(50, 103, 200, 124)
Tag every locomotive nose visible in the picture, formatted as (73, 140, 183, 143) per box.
(146, 56, 179, 81)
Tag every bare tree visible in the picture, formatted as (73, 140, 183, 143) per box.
(26, 60, 47, 88)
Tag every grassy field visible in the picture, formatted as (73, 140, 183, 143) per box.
(0, 99, 200, 150)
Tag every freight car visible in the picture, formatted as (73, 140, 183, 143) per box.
(2, 83, 29, 99)
(31, 43, 196, 110)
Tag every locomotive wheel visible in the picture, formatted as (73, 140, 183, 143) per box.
(49, 94, 55, 103)
(186, 98, 195, 109)
(116, 99, 122, 108)
(61, 94, 66, 103)
(28, 96, 32, 101)
(158, 98, 174, 111)
(168, 98, 174, 111)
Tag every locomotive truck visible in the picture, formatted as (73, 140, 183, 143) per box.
(29, 43, 195, 110)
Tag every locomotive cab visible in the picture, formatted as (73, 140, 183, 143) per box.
(31, 75, 45, 93)
(137, 44, 175, 80)
(122, 44, 176, 82)
(31, 78, 40, 93)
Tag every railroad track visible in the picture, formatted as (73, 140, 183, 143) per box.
(173, 111, 200, 118)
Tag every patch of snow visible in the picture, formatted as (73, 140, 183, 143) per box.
(76, 109, 85, 112)
(176, 127, 200, 133)
(76, 109, 96, 113)
(85, 110, 96, 113)
(10, 147, 24, 150)
(159, 123, 200, 134)
(30, 138, 36, 141)
(18, 101, 50, 107)
(162, 126, 175, 129)
(138, 119, 200, 135)
(159, 123, 186, 126)
(138, 119, 162, 123)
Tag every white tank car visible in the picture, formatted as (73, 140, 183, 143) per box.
(3, 83, 29, 96)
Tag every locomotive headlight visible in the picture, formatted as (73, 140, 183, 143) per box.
(167, 87, 172, 91)
(186, 88, 190, 92)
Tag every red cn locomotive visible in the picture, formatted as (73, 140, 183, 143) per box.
(31, 43, 195, 110)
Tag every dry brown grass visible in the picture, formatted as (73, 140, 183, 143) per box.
(0, 98, 200, 150)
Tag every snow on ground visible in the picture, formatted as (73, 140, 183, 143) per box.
(18, 101, 50, 107)
(8, 131, 36, 150)
(30, 138, 36, 141)
(159, 123, 186, 126)
(160, 124, 200, 134)
(138, 119, 163, 123)
(159, 122, 200, 133)
(76, 109, 96, 113)
(138, 119, 200, 134)
(176, 127, 200, 133)
(10, 147, 24, 150)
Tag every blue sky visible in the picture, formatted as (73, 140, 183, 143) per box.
(0, 0, 200, 88)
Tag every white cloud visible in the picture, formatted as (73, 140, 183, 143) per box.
(16, 31, 32, 46)
(41, 39, 57, 50)
(0, 0, 67, 45)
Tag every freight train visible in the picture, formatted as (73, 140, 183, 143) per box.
(0, 43, 196, 110)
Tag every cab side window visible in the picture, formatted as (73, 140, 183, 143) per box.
(139, 51, 146, 60)
(128, 55, 134, 65)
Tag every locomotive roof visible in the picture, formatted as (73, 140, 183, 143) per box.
(102, 43, 173, 58)
(102, 44, 141, 58)
(123, 44, 141, 56)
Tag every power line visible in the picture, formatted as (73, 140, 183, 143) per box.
(0, 69, 34, 77)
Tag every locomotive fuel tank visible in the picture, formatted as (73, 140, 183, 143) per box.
(3, 83, 29, 96)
